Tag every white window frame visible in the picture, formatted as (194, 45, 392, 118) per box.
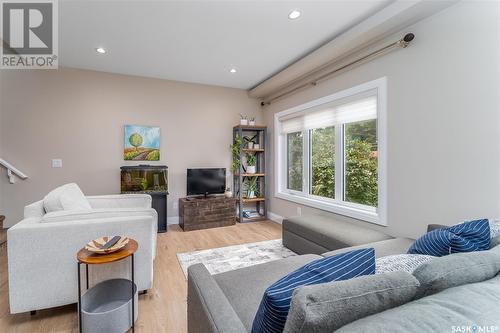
(274, 77, 387, 226)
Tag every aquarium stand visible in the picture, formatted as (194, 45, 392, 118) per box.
(120, 165, 168, 233)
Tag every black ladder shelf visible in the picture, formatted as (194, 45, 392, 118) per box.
(232, 125, 267, 222)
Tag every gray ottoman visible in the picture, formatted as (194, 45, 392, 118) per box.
(283, 214, 393, 255)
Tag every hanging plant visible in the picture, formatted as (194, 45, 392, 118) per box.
(230, 134, 242, 173)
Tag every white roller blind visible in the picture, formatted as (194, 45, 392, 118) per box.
(280, 95, 377, 134)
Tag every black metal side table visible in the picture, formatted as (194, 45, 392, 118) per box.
(76, 239, 138, 333)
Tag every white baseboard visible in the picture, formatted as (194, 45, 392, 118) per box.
(268, 211, 284, 224)
(167, 216, 179, 225)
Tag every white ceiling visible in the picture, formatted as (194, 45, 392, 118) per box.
(59, 0, 392, 89)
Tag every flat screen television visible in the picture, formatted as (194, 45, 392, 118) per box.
(187, 168, 226, 197)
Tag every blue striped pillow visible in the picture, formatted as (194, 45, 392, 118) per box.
(251, 248, 375, 333)
(448, 219, 491, 253)
(408, 219, 490, 256)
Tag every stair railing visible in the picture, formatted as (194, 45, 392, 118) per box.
(0, 158, 28, 184)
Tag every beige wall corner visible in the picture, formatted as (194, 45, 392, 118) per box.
(0, 68, 262, 227)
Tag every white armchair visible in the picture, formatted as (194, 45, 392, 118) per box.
(7, 193, 157, 314)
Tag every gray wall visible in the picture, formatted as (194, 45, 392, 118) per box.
(263, 1, 500, 238)
(0, 68, 262, 227)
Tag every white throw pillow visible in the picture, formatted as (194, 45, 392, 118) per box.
(375, 254, 434, 275)
(43, 183, 91, 213)
(489, 218, 500, 238)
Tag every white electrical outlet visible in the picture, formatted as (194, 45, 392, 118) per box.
(296, 206, 302, 216)
(52, 159, 62, 168)
(173, 202, 178, 209)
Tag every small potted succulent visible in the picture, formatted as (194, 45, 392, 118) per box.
(245, 177, 259, 199)
(243, 135, 257, 149)
(246, 153, 257, 174)
(249, 117, 256, 126)
(224, 187, 233, 198)
(240, 113, 248, 125)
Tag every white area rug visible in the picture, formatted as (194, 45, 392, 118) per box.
(177, 239, 296, 278)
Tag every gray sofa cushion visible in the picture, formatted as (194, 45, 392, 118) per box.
(413, 250, 500, 298)
(426, 224, 447, 232)
(336, 274, 500, 333)
(283, 215, 392, 253)
(187, 264, 247, 333)
(322, 238, 415, 258)
(213, 254, 321, 331)
(283, 271, 419, 333)
(283, 229, 330, 255)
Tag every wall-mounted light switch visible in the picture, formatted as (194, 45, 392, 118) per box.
(296, 206, 302, 216)
(52, 159, 62, 168)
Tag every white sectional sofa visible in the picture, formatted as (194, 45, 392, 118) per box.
(7, 190, 157, 314)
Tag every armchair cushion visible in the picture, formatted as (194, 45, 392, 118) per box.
(42, 208, 157, 224)
(43, 183, 91, 212)
(86, 194, 152, 210)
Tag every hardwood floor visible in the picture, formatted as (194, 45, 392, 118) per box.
(0, 221, 281, 333)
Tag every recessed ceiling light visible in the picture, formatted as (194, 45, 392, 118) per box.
(229, 68, 237, 73)
(288, 10, 301, 20)
(95, 47, 106, 54)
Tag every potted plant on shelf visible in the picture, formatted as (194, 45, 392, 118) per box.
(249, 117, 256, 126)
(243, 134, 257, 149)
(246, 153, 257, 174)
(239, 113, 248, 125)
(245, 176, 259, 199)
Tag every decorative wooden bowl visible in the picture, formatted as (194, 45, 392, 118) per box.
(85, 236, 129, 254)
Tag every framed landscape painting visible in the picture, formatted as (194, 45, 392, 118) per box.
(124, 125, 160, 161)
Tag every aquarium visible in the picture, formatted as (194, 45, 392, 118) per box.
(120, 165, 168, 193)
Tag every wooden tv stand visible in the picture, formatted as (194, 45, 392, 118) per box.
(179, 196, 238, 231)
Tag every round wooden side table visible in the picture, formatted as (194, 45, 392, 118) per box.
(77, 239, 138, 333)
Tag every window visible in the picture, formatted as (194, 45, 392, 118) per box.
(274, 78, 386, 225)
(311, 126, 335, 199)
(344, 119, 377, 206)
(287, 132, 303, 191)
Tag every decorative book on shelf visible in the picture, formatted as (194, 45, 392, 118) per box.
(232, 124, 267, 223)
